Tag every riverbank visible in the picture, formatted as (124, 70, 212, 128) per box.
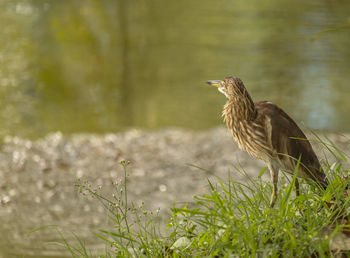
(0, 127, 349, 257)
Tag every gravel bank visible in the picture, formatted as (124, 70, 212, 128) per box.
(0, 127, 349, 257)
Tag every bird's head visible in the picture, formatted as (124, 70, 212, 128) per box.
(206, 76, 246, 99)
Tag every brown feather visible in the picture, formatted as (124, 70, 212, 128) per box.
(220, 76, 328, 189)
(255, 101, 327, 185)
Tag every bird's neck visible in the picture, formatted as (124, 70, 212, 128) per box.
(223, 95, 257, 125)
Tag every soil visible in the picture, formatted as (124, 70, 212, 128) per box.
(0, 127, 349, 257)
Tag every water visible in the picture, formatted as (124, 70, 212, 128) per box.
(0, 0, 350, 139)
(1, 0, 350, 256)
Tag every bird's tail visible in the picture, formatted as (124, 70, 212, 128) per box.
(312, 167, 328, 190)
(318, 177, 329, 190)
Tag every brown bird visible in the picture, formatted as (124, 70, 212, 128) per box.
(207, 76, 328, 207)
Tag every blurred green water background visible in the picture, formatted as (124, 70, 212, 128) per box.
(1, 1, 350, 256)
(1, 0, 350, 138)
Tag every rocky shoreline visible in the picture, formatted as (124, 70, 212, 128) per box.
(0, 127, 349, 257)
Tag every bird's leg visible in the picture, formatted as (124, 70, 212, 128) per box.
(268, 163, 279, 208)
(295, 178, 300, 196)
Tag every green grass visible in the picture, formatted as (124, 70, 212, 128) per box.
(68, 136, 350, 257)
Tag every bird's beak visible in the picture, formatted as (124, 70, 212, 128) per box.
(206, 80, 223, 88)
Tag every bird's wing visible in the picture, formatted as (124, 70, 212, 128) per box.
(254, 101, 325, 182)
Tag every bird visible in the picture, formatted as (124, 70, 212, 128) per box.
(206, 76, 328, 207)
